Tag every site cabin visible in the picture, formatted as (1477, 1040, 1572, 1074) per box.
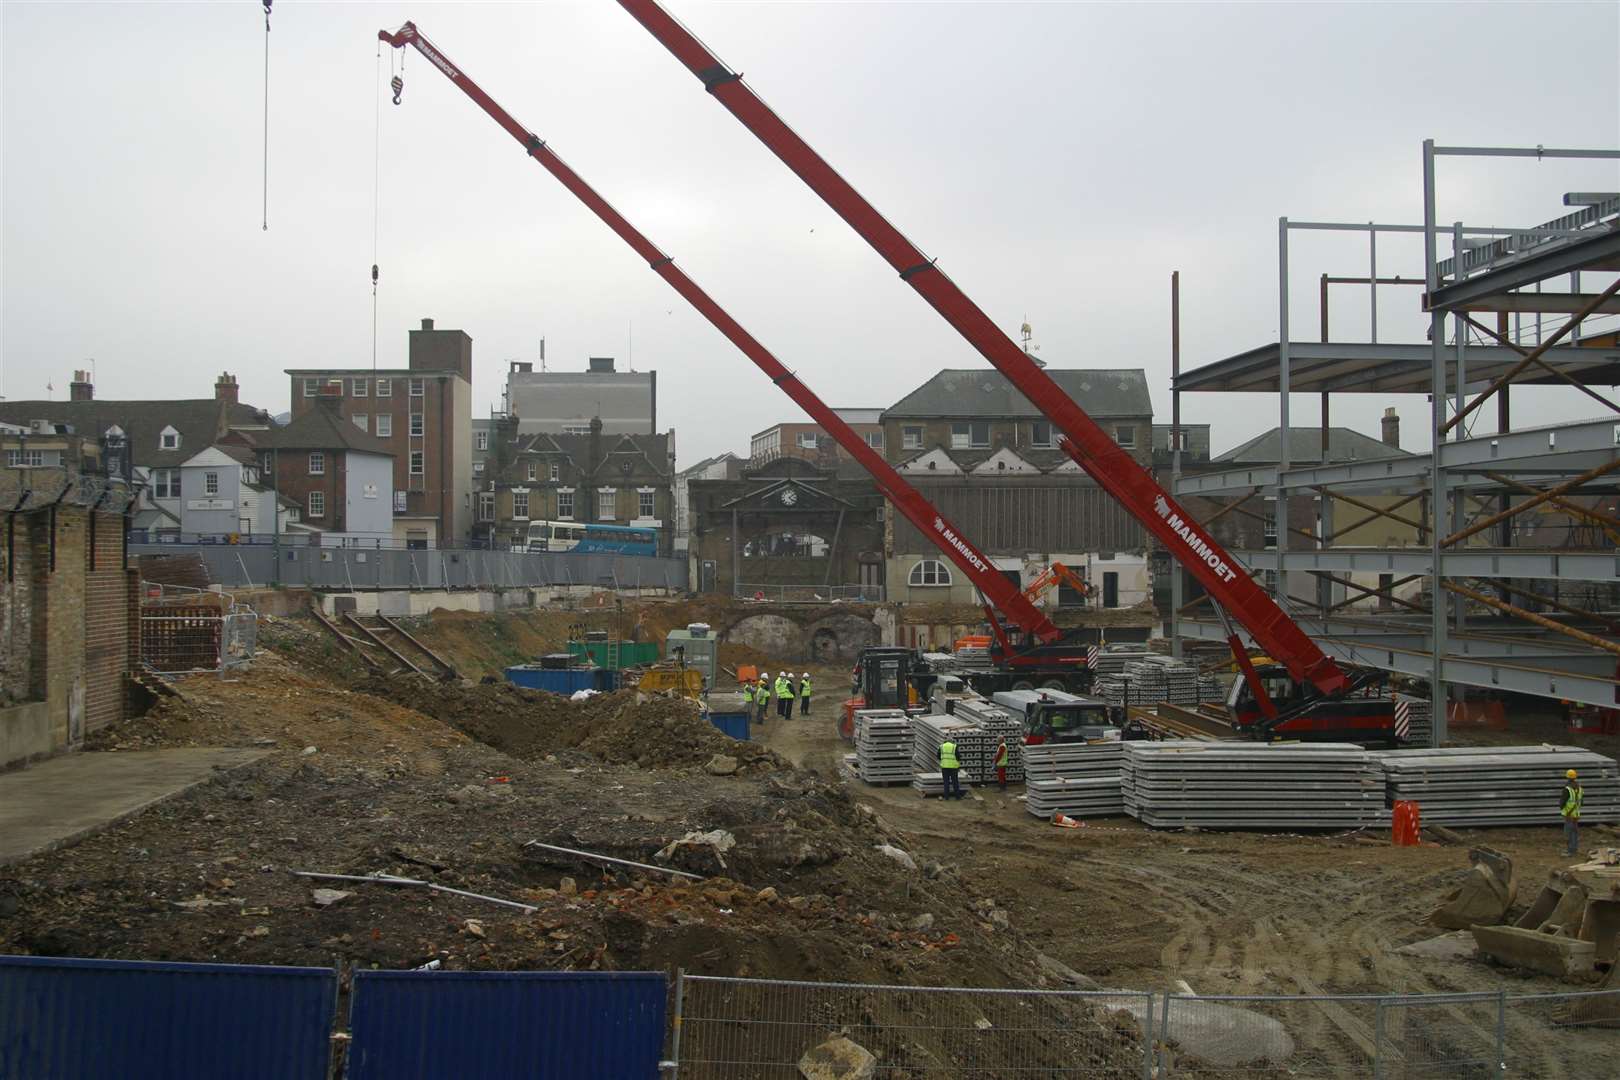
(665, 622, 719, 690)
(991, 688, 1122, 744)
(522, 520, 658, 555)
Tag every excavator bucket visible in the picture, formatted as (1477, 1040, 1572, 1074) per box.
(1428, 847, 1517, 930)
(1473, 856, 1620, 982)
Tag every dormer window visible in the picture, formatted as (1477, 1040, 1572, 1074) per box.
(159, 426, 180, 450)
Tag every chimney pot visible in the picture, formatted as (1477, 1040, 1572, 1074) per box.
(421, 317, 435, 330)
(215, 372, 240, 405)
(1381, 407, 1400, 449)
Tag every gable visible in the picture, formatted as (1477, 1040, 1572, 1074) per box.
(969, 447, 1041, 475)
(897, 449, 962, 475)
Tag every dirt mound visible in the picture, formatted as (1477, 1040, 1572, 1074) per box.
(361, 679, 785, 773)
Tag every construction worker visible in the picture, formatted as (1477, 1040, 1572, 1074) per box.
(777, 671, 795, 718)
(939, 738, 963, 800)
(994, 737, 1009, 791)
(799, 672, 812, 716)
(741, 678, 755, 712)
(1563, 769, 1584, 857)
(755, 675, 770, 725)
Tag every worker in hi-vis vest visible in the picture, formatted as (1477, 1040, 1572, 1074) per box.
(756, 676, 770, 724)
(939, 739, 964, 800)
(778, 672, 796, 718)
(799, 673, 812, 716)
(994, 738, 1010, 791)
(742, 680, 755, 707)
(1563, 769, 1584, 857)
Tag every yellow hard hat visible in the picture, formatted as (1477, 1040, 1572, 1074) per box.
(1566, 769, 1579, 780)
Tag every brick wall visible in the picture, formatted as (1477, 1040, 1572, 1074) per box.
(83, 508, 130, 736)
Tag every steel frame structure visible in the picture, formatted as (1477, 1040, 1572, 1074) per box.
(1169, 142, 1620, 736)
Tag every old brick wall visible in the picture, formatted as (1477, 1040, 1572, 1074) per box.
(82, 508, 130, 736)
(1, 513, 37, 705)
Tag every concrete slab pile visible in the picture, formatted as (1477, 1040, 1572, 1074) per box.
(950, 699, 1026, 784)
(1394, 693, 1434, 746)
(1094, 656, 1221, 707)
(854, 709, 914, 785)
(1022, 742, 1127, 819)
(910, 715, 982, 796)
(1378, 746, 1619, 826)
(1122, 741, 1389, 829)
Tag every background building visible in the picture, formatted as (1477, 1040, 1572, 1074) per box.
(674, 451, 743, 557)
(286, 318, 473, 548)
(265, 389, 396, 541)
(505, 356, 655, 436)
(749, 408, 884, 463)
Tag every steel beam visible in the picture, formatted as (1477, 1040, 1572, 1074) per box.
(1454, 292, 1620, 315)
(1430, 226, 1620, 310)
(1230, 547, 1620, 582)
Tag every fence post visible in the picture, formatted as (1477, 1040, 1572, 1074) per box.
(665, 967, 686, 1079)
(1373, 999, 1386, 1080)
(1157, 992, 1173, 1078)
(1140, 992, 1155, 1080)
(1495, 989, 1507, 1073)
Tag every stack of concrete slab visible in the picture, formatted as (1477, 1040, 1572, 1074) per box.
(1023, 742, 1127, 819)
(1122, 741, 1389, 829)
(1393, 694, 1433, 746)
(911, 714, 981, 796)
(1090, 646, 1151, 675)
(854, 709, 914, 785)
(911, 770, 976, 797)
(1093, 656, 1203, 707)
(1377, 745, 1619, 826)
(951, 699, 1026, 784)
(1197, 673, 1225, 703)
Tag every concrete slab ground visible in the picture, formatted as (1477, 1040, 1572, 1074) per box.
(0, 748, 271, 867)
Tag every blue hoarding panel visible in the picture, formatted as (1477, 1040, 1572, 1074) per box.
(0, 955, 335, 1080)
(347, 970, 666, 1079)
(707, 711, 751, 740)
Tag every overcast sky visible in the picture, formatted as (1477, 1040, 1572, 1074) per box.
(3, 1, 1617, 464)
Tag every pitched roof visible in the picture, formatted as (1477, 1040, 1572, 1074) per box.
(885, 369, 1152, 419)
(267, 405, 395, 455)
(0, 398, 272, 469)
(1213, 426, 1410, 465)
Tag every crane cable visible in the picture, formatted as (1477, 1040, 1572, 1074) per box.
(261, 0, 272, 231)
(372, 42, 383, 370)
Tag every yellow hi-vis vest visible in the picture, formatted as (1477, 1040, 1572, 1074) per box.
(939, 741, 960, 769)
(757, 681, 769, 702)
(742, 684, 754, 704)
(1563, 784, 1583, 819)
(800, 676, 812, 698)
(995, 742, 1009, 768)
(779, 677, 795, 700)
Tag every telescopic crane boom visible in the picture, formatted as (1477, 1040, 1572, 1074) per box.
(376, 21, 1061, 645)
(615, 0, 1350, 701)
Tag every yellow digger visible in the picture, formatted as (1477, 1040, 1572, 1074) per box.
(634, 662, 704, 705)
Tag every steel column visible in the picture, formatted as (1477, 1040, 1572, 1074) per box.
(1424, 136, 1450, 740)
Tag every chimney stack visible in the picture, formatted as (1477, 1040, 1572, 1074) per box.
(1382, 406, 1400, 449)
(421, 317, 435, 330)
(69, 370, 94, 401)
(215, 372, 239, 405)
(588, 356, 616, 373)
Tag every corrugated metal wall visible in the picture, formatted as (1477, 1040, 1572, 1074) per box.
(346, 970, 667, 1079)
(891, 480, 1147, 554)
(0, 956, 336, 1080)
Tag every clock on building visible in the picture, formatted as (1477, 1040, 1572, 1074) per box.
(779, 487, 798, 506)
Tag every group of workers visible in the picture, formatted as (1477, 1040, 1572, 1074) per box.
(742, 671, 812, 723)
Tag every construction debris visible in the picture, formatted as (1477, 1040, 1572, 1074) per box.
(1122, 741, 1388, 830)
(1379, 745, 1620, 826)
(1427, 847, 1517, 930)
(291, 870, 538, 913)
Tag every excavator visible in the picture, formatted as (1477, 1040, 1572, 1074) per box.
(377, 9, 1404, 747)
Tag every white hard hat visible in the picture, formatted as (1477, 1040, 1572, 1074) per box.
(802, 672, 809, 677)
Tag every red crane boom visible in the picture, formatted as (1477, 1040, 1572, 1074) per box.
(615, 0, 1348, 698)
(377, 22, 1060, 644)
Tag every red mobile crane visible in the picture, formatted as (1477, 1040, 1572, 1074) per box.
(613, 0, 1401, 744)
(375, 22, 1092, 699)
(379, 18, 1399, 743)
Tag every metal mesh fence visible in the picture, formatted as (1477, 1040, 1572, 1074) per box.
(1375, 992, 1501, 1078)
(1501, 989, 1620, 1076)
(674, 976, 1153, 1078)
(1158, 994, 1383, 1078)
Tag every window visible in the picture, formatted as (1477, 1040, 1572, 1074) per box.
(159, 426, 180, 450)
(1031, 420, 1054, 447)
(152, 468, 180, 499)
(951, 421, 990, 449)
(409, 451, 424, 475)
(307, 490, 325, 517)
(1114, 424, 1136, 449)
(5, 449, 44, 468)
(308, 452, 325, 475)
(562, 423, 592, 436)
(865, 431, 884, 450)
(549, 463, 560, 482)
(474, 462, 485, 475)
(476, 430, 489, 451)
(393, 490, 407, 512)
(351, 378, 367, 397)
(557, 489, 574, 519)
(908, 559, 952, 587)
(352, 414, 368, 432)
(527, 463, 537, 482)
(1263, 514, 1278, 545)
(597, 488, 616, 521)
(638, 490, 655, 519)
(303, 378, 320, 397)
(902, 426, 924, 450)
(512, 491, 530, 519)
(478, 492, 495, 521)
(376, 378, 392, 398)
(409, 377, 424, 397)
(409, 413, 424, 437)
(203, 471, 219, 496)
(375, 413, 392, 437)
(796, 432, 819, 450)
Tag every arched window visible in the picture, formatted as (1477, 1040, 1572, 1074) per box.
(908, 559, 952, 587)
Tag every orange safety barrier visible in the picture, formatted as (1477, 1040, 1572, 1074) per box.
(1392, 799, 1422, 846)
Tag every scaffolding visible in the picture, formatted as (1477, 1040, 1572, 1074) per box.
(1168, 141, 1620, 744)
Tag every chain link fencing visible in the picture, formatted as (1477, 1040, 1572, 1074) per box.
(666, 976, 1620, 1079)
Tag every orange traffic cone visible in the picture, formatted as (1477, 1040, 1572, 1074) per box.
(1051, 813, 1084, 829)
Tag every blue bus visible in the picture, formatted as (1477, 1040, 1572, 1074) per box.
(525, 520, 657, 556)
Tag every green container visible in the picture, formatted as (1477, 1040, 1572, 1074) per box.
(566, 640, 659, 671)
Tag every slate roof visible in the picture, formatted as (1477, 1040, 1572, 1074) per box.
(0, 398, 272, 470)
(1213, 426, 1410, 465)
(267, 405, 395, 456)
(885, 369, 1152, 419)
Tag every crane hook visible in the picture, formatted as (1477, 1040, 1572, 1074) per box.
(391, 75, 404, 106)
(263, 0, 272, 31)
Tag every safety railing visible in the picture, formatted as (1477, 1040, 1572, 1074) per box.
(667, 976, 1620, 1078)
